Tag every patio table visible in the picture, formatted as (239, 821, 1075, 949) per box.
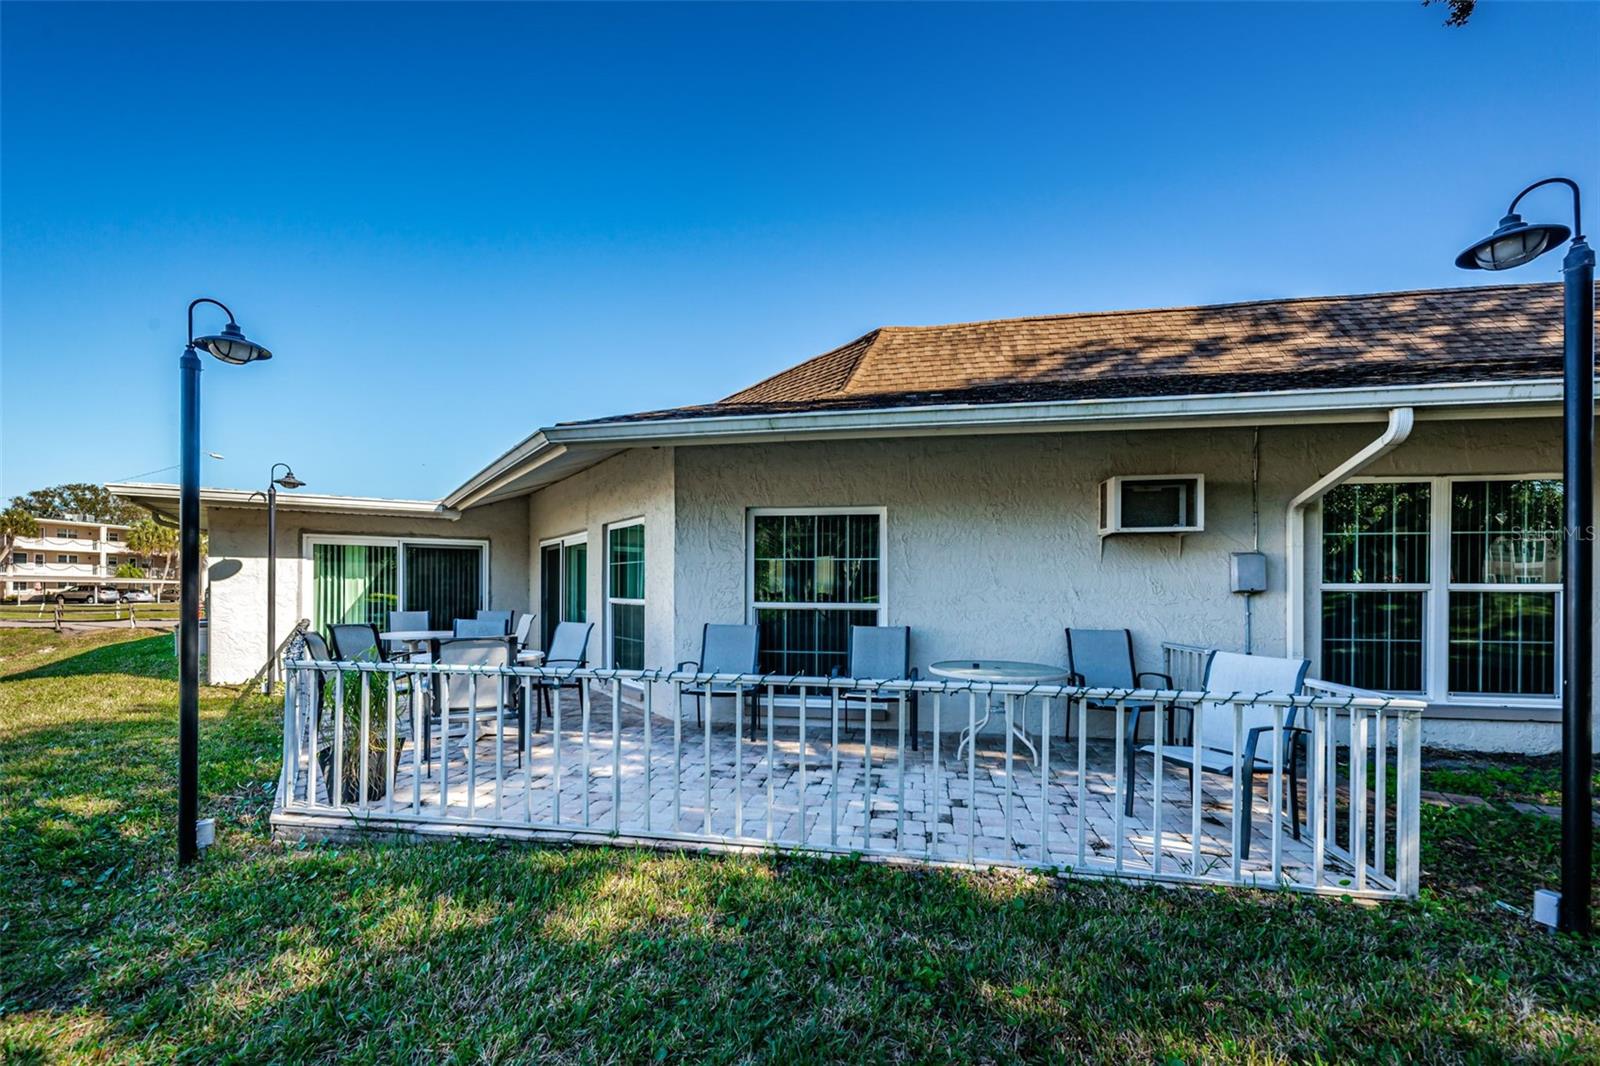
(927, 659, 1068, 767)
(378, 629, 453, 657)
(515, 649, 545, 665)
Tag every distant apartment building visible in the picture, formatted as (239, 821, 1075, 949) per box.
(1, 516, 175, 600)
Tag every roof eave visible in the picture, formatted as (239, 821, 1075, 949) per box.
(106, 482, 459, 523)
(446, 378, 1569, 505)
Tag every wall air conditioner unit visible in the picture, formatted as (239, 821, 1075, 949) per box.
(1098, 475, 1204, 535)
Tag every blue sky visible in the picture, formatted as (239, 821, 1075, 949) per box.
(3, 2, 1596, 502)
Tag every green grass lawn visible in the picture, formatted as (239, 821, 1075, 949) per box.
(1, 630, 1595, 1064)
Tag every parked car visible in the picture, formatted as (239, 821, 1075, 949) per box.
(120, 589, 156, 603)
(53, 585, 120, 604)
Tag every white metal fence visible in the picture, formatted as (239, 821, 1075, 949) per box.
(275, 657, 1424, 898)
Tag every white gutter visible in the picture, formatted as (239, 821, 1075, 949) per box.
(445, 379, 1566, 508)
(1284, 407, 1415, 659)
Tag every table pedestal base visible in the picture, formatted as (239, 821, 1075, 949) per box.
(954, 693, 1040, 768)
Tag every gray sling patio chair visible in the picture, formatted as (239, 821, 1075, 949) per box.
(329, 620, 416, 703)
(424, 636, 522, 770)
(329, 623, 384, 664)
(301, 629, 410, 801)
(678, 623, 759, 729)
(531, 620, 594, 731)
(512, 612, 536, 651)
(453, 616, 506, 638)
(385, 610, 432, 659)
(475, 609, 514, 634)
(1121, 650, 1311, 860)
(1063, 628, 1174, 744)
(829, 625, 921, 750)
(296, 630, 336, 720)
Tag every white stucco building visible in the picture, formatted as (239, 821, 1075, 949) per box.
(112, 281, 1600, 755)
(2, 515, 176, 600)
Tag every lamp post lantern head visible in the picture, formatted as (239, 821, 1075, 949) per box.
(193, 320, 273, 364)
(273, 468, 305, 491)
(1456, 213, 1573, 271)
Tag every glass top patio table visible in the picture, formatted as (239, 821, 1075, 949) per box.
(927, 660, 1067, 768)
(378, 629, 454, 643)
(927, 660, 1069, 685)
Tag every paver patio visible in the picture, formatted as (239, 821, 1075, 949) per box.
(285, 681, 1380, 892)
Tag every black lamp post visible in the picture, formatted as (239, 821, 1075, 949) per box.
(180, 299, 272, 865)
(1458, 177, 1594, 936)
(261, 463, 305, 695)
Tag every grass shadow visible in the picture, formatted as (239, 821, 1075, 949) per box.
(1, 633, 176, 683)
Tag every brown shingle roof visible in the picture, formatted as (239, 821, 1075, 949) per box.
(573, 282, 1591, 425)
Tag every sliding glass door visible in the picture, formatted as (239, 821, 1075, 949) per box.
(403, 544, 483, 629)
(312, 543, 397, 631)
(540, 535, 588, 651)
(309, 537, 485, 636)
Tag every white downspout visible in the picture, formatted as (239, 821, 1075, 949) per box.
(1285, 407, 1415, 659)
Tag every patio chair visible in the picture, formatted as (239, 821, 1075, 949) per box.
(531, 620, 594, 730)
(299, 630, 412, 798)
(328, 622, 419, 707)
(424, 636, 521, 770)
(386, 610, 431, 660)
(329, 622, 384, 663)
(829, 625, 920, 750)
(678, 623, 758, 729)
(453, 617, 506, 638)
(1063, 628, 1174, 744)
(512, 612, 536, 651)
(475, 609, 514, 634)
(296, 630, 335, 719)
(1122, 650, 1310, 860)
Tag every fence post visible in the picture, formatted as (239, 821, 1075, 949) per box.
(53, 601, 62, 632)
(1395, 710, 1422, 897)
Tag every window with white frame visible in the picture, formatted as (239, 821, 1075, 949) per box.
(1446, 479, 1561, 696)
(1320, 481, 1430, 693)
(606, 521, 645, 669)
(749, 509, 883, 677)
(1319, 477, 1561, 701)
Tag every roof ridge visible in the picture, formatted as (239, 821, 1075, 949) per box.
(871, 281, 1561, 334)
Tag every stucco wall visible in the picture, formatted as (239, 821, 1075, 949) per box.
(670, 417, 1595, 753)
(675, 429, 1283, 679)
(205, 499, 528, 684)
(206, 413, 1595, 755)
(526, 447, 676, 671)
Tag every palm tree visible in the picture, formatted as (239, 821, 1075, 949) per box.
(126, 518, 180, 600)
(0, 506, 39, 569)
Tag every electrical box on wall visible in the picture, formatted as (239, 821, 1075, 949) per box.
(1231, 551, 1267, 594)
(1098, 475, 1204, 535)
